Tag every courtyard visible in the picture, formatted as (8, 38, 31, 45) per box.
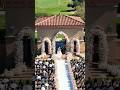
(35, 14, 85, 90)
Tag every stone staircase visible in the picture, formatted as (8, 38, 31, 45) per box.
(89, 67, 109, 78)
(88, 63, 110, 78)
(10, 68, 34, 80)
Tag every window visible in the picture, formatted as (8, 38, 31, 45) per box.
(74, 41, 77, 53)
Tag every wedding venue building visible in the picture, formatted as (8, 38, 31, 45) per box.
(35, 15, 85, 56)
(35, 15, 85, 90)
(86, 0, 120, 78)
(0, 0, 86, 89)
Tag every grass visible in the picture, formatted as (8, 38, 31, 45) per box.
(35, 0, 74, 16)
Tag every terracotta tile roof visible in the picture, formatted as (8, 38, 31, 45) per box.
(35, 16, 49, 23)
(35, 15, 85, 26)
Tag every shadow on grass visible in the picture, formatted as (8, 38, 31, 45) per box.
(61, 9, 76, 12)
(35, 13, 54, 17)
(35, 11, 76, 17)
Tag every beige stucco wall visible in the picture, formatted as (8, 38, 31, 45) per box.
(80, 42, 85, 53)
(36, 27, 85, 54)
(37, 27, 85, 41)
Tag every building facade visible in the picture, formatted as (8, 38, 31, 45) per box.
(0, 0, 35, 79)
(35, 15, 85, 56)
(86, 0, 120, 78)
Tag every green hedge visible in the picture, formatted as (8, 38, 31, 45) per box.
(0, 15, 5, 30)
(116, 17, 120, 24)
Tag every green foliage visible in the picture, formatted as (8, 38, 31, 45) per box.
(116, 17, 120, 24)
(56, 34, 65, 40)
(71, 0, 84, 8)
(74, 2, 85, 20)
(0, 15, 5, 30)
(35, 31, 38, 39)
(68, 0, 85, 20)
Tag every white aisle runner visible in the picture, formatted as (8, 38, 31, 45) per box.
(55, 59, 74, 90)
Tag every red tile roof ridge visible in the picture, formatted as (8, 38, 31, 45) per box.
(35, 16, 51, 23)
(35, 15, 85, 26)
(35, 15, 56, 26)
(64, 15, 85, 24)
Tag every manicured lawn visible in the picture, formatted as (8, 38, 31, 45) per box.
(35, 0, 74, 16)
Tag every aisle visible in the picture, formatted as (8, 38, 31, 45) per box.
(55, 59, 74, 90)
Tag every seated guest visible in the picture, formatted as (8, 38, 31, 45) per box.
(35, 59, 56, 89)
(10, 81, 18, 90)
(70, 57, 85, 89)
(0, 81, 5, 90)
(23, 80, 32, 90)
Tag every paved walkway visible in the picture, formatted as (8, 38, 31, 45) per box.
(55, 59, 74, 90)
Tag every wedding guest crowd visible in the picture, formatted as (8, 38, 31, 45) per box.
(0, 77, 32, 90)
(35, 59, 56, 90)
(70, 57, 85, 89)
(85, 78, 120, 90)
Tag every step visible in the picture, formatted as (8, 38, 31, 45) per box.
(10, 77, 32, 80)
(26, 68, 34, 71)
(21, 72, 34, 75)
(7, 75, 32, 80)
(90, 73, 108, 76)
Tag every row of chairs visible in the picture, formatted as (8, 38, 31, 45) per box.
(35, 59, 56, 90)
(70, 57, 85, 89)
(85, 78, 120, 90)
(0, 78, 32, 90)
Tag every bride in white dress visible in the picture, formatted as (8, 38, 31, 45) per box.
(57, 47, 62, 59)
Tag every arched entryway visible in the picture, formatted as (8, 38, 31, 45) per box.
(52, 31, 69, 54)
(13, 27, 34, 75)
(73, 41, 77, 53)
(44, 41, 49, 54)
(55, 39, 66, 54)
(87, 26, 108, 64)
(71, 38, 80, 55)
(92, 35, 99, 63)
(23, 36, 32, 67)
(42, 37, 51, 55)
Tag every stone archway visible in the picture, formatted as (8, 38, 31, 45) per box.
(3, 27, 34, 77)
(42, 37, 52, 55)
(52, 31, 69, 54)
(71, 38, 80, 55)
(15, 27, 34, 70)
(86, 26, 108, 64)
(92, 35, 99, 63)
